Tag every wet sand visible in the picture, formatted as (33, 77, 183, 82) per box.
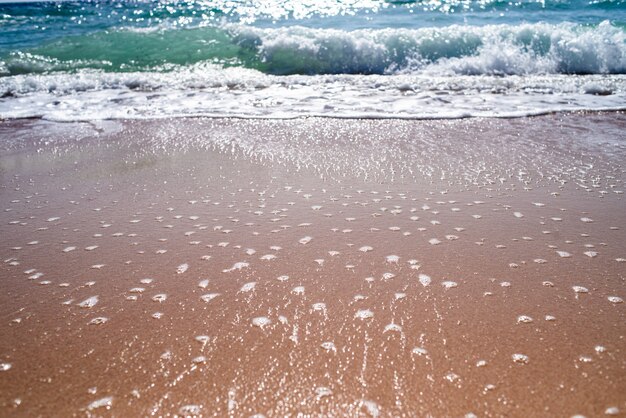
(0, 114, 625, 417)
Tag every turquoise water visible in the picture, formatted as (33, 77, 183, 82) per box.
(0, 0, 625, 119)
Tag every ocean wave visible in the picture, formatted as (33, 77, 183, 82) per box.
(1, 21, 625, 77)
(235, 21, 626, 75)
(1, 64, 625, 120)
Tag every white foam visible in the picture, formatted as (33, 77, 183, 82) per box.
(179, 405, 202, 415)
(385, 255, 399, 263)
(355, 309, 374, 319)
(252, 316, 271, 328)
(223, 261, 249, 273)
(442, 281, 458, 289)
(201, 293, 219, 302)
(299, 236, 312, 244)
(0, 363, 11, 371)
(240, 282, 256, 292)
(152, 294, 167, 302)
(512, 353, 529, 364)
(418, 274, 431, 287)
(87, 396, 113, 411)
(78, 296, 99, 308)
(321, 342, 336, 352)
(176, 263, 189, 274)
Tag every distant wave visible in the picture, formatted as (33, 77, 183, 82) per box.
(1, 21, 625, 77)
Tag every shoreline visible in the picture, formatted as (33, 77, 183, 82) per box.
(2, 108, 626, 125)
(0, 113, 624, 416)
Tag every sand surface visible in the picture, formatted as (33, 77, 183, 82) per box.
(0, 114, 625, 417)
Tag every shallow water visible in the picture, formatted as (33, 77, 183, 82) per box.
(0, 114, 624, 416)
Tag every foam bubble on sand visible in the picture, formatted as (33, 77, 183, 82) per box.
(329, 251, 340, 256)
(418, 274, 432, 287)
(412, 347, 428, 356)
(361, 400, 381, 418)
(580, 217, 594, 223)
(315, 259, 324, 266)
(0, 363, 12, 371)
(444, 372, 461, 383)
(223, 262, 249, 273)
(534, 259, 548, 264)
(557, 251, 572, 258)
(605, 407, 620, 416)
(584, 251, 598, 258)
(312, 302, 326, 312)
(386, 255, 399, 263)
(429, 238, 441, 245)
(299, 236, 312, 245)
(47, 217, 60, 222)
(395, 293, 406, 300)
(192, 356, 206, 364)
(85, 246, 98, 251)
(445, 235, 459, 240)
(384, 323, 402, 333)
(355, 309, 374, 319)
(240, 282, 256, 292)
(514, 212, 524, 218)
(179, 405, 202, 415)
(152, 294, 167, 302)
(87, 396, 113, 411)
(545, 315, 556, 321)
(201, 293, 219, 302)
(476, 360, 487, 367)
(176, 263, 189, 274)
(277, 275, 289, 282)
(261, 254, 277, 260)
(89, 317, 109, 325)
(321, 342, 337, 352)
(382, 272, 395, 281)
(152, 312, 163, 319)
(91, 264, 105, 269)
(140, 278, 153, 284)
(512, 353, 529, 364)
(78, 296, 99, 308)
(359, 246, 373, 252)
(315, 387, 333, 399)
(292, 286, 305, 295)
(252, 316, 271, 328)
(245, 248, 256, 256)
(517, 315, 533, 323)
(608, 296, 623, 303)
(573, 286, 589, 294)
(442, 281, 458, 289)
(63, 246, 76, 253)
(129, 288, 144, 293)
(198, 279, 209, 289)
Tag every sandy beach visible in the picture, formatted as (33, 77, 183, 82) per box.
(0, 113, 624, 417)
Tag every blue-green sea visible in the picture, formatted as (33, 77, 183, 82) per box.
(1, 0, 625, 119)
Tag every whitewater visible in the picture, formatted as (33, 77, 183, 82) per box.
(1, 0, 625, 120)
